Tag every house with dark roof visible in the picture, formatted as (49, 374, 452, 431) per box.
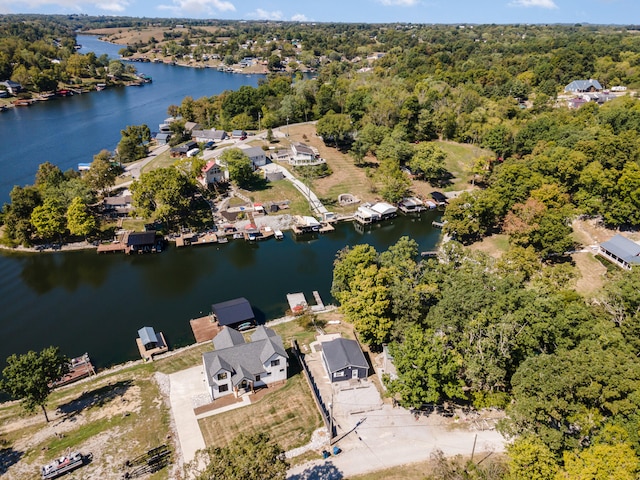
(321, 337, 369, 382)
(202, 326, 288, 399)
(564, 79, 603, 93)
(192, 129, 227, 143)
(170, 140, 198, 157)
(599, 234, 640, 270)
(211, 297, 255, 329)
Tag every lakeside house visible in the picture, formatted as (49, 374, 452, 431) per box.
(354, 202, 397, 225)
(198, 160, 226, 187)
(321, 337, 369, 383)
(238, 145, 267, 169)
(192, 128, 227, 143)
(170, 141, 198, 157)
(598, 234, 640, 270)
(202, 325, 288, 400)
(288, 142, 326, 166)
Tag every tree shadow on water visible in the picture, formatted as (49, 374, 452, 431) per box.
(288, 461, 344, 480)
(0, 448, 23, 475)
(56, 380, 133, 418)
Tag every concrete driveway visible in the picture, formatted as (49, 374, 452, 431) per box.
(168, 366, 207, 464)
(289, 351, 506, 479)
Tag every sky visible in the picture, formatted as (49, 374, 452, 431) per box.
(1, 0, 639, 25)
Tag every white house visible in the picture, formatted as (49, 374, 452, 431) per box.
(202, 326, 288, 400)
(238, 145, 267, 168)
(192, 129, 227, 143)
(198, 160, 226, 187)
(289, 142, 325, 166)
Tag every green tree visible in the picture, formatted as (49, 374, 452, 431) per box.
(188, 432, 287, 480)
(1, 346, 69, 423)
(376, 158, 411, 204)
(558, 443, 638, 480)
(66, 196, 96, 239)
(84, 150, 119, 197)
(30, 198, 65, 241)
(117, 124, 151, 163)
(220, 148, 256, 189)
(408, 142, 449, 184)
(316, 112, 352, 148)
(386, 325, 465, 407)
(130, 167, 195, 225)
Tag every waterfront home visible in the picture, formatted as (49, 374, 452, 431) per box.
(289, 142, 326, 166)
(211, 297, 256, 330)
(198, 160, 226, 187)
(238, 145, 267, 168)
(0, 80, 22, 95)
(321, 337, 369, 383)
(202, 325, 288, 400)
(192, 128, 227, 143)
(155, 132, 171, 145)
(170, 141, 198, 157)
(598, 234, 640, 270)
(398, 197, 425, 214)
(292, 215, 321, 234)
(103, 194, 133, 216)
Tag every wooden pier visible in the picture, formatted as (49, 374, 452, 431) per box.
(432, 221, 446, 228)
(97, 242, 127, 254)
(190, 314, 221, 343)
(312, 291, 325, 310)
(53, 353, 96, 388)
(136, 331, 168, 361)
(175, 232, 218, 247)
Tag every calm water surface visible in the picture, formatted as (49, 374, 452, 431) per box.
(0, 36, 442, 368)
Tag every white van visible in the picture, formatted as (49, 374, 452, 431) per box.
(187, 148, 200, 158)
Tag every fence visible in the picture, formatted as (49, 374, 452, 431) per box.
(290, 339, 335, 440)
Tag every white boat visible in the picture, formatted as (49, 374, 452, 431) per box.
(41, 452, 90, 479)
(274, 229, 284, 240)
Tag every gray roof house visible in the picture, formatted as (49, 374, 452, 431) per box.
(203, 326, 288, 399)
(238, 145, 267, 168)
(599, 234, 640, 270)
(211, 297, 255, 328)
(564, 79, 603, 93)
(321, 337, 369, 383)
(192, 129, 227, 143)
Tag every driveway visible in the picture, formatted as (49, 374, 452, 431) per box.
(168, 366, 207, 464)
(289, 350, 506, 479)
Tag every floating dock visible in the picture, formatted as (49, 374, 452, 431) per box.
(52, 353, 96, 388)
(190, 314, 221, 343)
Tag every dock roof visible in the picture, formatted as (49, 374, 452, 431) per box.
(138, 326, 158, 346)
(212, 297, 255, 326)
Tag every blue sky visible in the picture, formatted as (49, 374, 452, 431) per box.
(1, 0, 638, 25)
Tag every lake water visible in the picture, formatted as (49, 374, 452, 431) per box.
(0, 36, 442, 369)
(0, 35, 261, 205)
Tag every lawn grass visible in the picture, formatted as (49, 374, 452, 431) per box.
(154, 343, 212, 374)
(434, 140, 491, 192)
(239, 179, 313, 217)
(198, 372, 322, 451)
(141, 148, 175, 173)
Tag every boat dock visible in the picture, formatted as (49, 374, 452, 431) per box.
(287, 291, 326, 313)
(189, 314, 221, 343)
(432, 221, 446, 228)
(53, 353, 96, 388)
(136, 327, 169, 361)
(312, 291, 325, 310)
(175, 232, 218, 247)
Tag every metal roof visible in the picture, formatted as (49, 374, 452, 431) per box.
(138, 326, 158, 346)
(600, 235, 640, 265)
(212, 297, 255, 326)
(321, 338, 368, 373)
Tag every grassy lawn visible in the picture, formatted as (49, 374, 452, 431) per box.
(239, 179, 313, 217)
(434, 140, 490, 192)
(468, 234, 510, 259)
(141, 148, 176, 173)
(198, 372, 322, 451)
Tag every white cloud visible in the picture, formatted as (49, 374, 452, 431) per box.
(378, 0, 419, 6)
(291, 13, 308, 22)
(509, 0, 558, 8)
(157, 0, 235, 16)
(248, 8, 283, 20)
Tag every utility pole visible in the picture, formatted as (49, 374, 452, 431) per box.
(258, 112, 261, 133)
(286, 117, 289, 137)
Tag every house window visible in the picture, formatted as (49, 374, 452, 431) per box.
(219, 384, 229, 393)
(217, 372, 228, 380)
(255, 374, 261, 381)
(270, 359, 280, 367)
(334, 371, 345, 378)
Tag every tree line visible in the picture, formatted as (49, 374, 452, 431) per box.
(332, 237, 640, 478)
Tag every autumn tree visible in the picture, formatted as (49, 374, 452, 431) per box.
(1, 346, 69, 423)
